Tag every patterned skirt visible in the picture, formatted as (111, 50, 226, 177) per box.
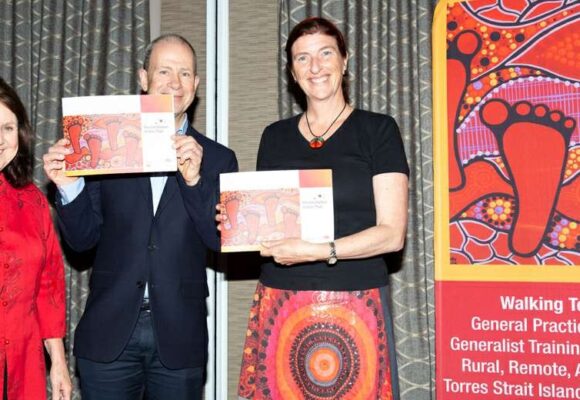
(238, 283, 399, 400)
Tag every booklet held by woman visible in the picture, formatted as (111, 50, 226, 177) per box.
(61, 94, 176, 176)
(220, 169, 334, 252)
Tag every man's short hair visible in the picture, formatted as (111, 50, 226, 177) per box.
(142, 34, 197, 73)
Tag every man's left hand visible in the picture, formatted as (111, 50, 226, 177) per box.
(174, 134, 203, 186)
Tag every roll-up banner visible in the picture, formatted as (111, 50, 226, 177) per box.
(433, 0, 580, 398)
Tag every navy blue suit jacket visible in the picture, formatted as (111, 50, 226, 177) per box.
(55, 126, 238, 368)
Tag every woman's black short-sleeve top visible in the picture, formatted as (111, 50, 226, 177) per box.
(257, 109, 409, 291)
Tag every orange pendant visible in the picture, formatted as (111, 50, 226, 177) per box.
(309, 137, 325, 149)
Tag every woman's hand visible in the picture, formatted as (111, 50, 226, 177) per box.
(44, 338, 72, 400)
(49, 360, 72, 400)
(260, 238, 323, 266)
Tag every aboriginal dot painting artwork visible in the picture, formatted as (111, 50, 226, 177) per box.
(445, 0, 579, 265)
(63, 114, 143, 172)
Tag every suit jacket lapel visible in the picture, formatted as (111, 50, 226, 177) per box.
(155, 174, 178, 217)
(136, 175, 154, 216)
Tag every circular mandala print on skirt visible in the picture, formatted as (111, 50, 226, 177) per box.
(273, 298, 380, 399)
(289, 323, 359, 397)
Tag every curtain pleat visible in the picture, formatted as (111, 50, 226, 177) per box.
(279, 2, 435, 398)
(0, 2, 149, 398)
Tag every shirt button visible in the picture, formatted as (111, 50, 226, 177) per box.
(1, 301, 6, 306)
(4, 340, 9, 345)
(3, 264, 8, 269)
(0, 227, 4, 232)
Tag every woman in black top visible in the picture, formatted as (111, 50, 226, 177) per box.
(235, 17, 409, 399)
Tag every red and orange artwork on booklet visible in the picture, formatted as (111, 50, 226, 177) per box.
(219, 169, 334, 252)
(61, 94, 176, 176)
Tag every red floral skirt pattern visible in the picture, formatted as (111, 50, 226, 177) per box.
(238, 284, 394, 399)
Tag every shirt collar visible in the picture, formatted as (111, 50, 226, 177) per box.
(177, 116, 189, 135)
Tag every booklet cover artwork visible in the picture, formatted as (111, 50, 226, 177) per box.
(62, 94, 176, 176)
(220, 169, 334, 252)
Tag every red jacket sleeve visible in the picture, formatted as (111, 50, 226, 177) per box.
(36, 197, 66, 339)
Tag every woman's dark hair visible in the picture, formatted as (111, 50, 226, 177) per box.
(285, 17, 350, 104)
(0, 77, 33, 187)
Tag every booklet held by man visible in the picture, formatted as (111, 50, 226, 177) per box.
(220, 169, 334, 252)
(61, 94, 176, 176)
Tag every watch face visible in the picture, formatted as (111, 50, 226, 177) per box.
(327, 241, 337, 265)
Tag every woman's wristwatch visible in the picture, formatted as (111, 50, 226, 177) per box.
(327, 241, 338, 265)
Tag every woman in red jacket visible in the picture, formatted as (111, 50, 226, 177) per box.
(0, 78, 71, 400)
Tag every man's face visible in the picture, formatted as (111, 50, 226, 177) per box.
(139, 40, 199, 124)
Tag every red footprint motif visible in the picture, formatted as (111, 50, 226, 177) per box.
(480, 99, 576, 256)
(225, 197, 240, 231)
(447, 31, 482, 190)
(124, 134, 140, 167)
(64, 148, 87, 165)
(445, 2, 580, 263)
(244, 211, 261, 244)
(264, 195, 280, 226)
(67, 124, 83, 154)
(62, 115, 91, 168)
(85, 135, 103, 169)
(282, 207, 300, 239)
(106, 120, 121, 151)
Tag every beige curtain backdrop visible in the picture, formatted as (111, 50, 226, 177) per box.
(160, 0, 207, 131)
(226, 1, 280, 397)
(0, 2, 150, 398)
(278, 1, 436, 399)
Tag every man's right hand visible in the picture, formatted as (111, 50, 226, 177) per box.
(43, 138, 79, 187)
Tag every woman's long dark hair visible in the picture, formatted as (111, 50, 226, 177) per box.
(0, 77, 33, 187)
(285, 17, 350, 106)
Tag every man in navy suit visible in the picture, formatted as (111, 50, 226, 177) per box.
(43, 34, 238, 399)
